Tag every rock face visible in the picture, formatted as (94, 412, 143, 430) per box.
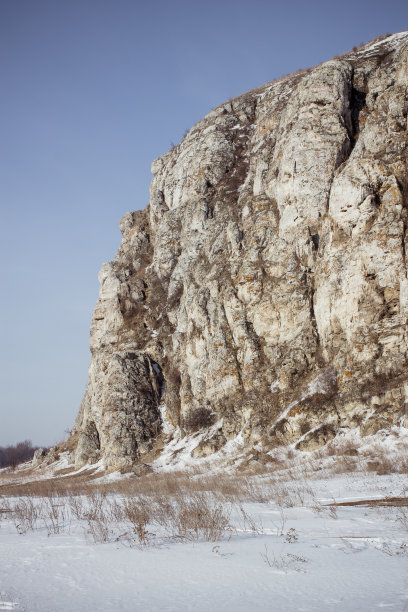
(70, 32, 408, 469)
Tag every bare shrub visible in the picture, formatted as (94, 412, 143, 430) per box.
(12, 497, 42, 534)
(183, 408, 215, 432)
(326, 437, 359, 457)
(261, 544, 308, 572)
(351, 33, 393, 54)
(43, 497, 68, 535)
(106, 497, 125, 522)
(116, 490, 232, 544)
(86, 491, 107, 520)
(81, 491, 113, 543)
(68, 495, 86, 520)
(399, 456, 408, 474)
(366, 456, 394, 475)
(147, 495, 176, 529)
(328, 505, 338, 519)
(122, 496, 152, 546)
(273, 507, 288, 537)
(284, 527, 298, 543)
(311, 497, 338, 519)
(333, 455, 358, 474)
(86, 512, 111, 543)
(272, 485, 298, 508)
(396, 507, 408, 532)
(238, 504, 264, 535)
(376, 456, 395, 475)
(0, 497, 12, 516)
(175, 492, 232, 542)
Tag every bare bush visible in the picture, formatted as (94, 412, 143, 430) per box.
(333, 456, 359, 474)
(326, 437, 360, 457)
(261, 544, 308, 572)
(12, 497, 42, 534)
(43, 496, 68, 535)
(68, 495, 86, 521)
(375, 457, 394, 475)
(86, 492, 107, 519)
(81, 493, 113, 543)
(174, 492, 232, 542)
(399, 456, 408, 474)
(122, 496, 152, 546)
(396, 507, 408, 532)
(0, 497, 12, 516)
(238, 504, 264, 535)
(183, 408, 215, 432)
(86, 512, 111, 543)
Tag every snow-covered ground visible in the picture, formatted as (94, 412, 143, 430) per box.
(1, 466, 407, 612)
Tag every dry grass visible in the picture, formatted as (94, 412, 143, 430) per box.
(0, 461, 311, 547)
(0, 467, 281, 506)
(325, 437, 360, 457)
(0, 467, 255, 545)
(1, 427, 407, 548)
(1, 441, 407, 552)
(349, 33, 393, 53)
(0, 486, 234, 546)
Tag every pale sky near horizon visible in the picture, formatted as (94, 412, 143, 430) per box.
(1, 0, 407, 447)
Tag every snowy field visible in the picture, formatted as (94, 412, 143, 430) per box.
(1, 435, 408, 611)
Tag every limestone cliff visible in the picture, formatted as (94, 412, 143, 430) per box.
(70, 32, 408, 469)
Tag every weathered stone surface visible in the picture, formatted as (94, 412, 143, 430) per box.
(32, 448, 46, 467)
(69, 32, 408, 468)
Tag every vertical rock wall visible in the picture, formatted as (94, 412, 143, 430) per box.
(70, 32, 408, 468)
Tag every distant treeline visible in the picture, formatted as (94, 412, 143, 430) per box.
(0, 440, 42, 469)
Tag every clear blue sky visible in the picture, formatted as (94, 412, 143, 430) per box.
(1, 0, 407, 446)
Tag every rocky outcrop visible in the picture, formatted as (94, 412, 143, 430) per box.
(69, 32, 408, 469)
